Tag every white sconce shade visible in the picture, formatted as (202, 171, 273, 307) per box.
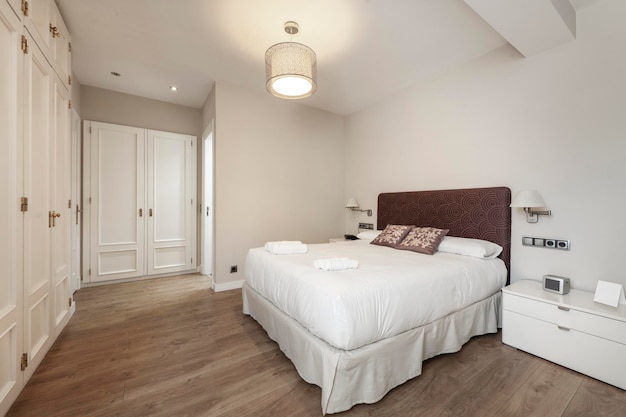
(510, 190, 551, 223)
(345, 198, 372, 216)
(345, 198, 360, 209)
(510, 190, 546, 208)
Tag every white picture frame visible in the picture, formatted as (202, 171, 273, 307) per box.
(593, 280, 626, 308)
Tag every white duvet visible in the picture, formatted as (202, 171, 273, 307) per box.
(244, 240, 506, 351)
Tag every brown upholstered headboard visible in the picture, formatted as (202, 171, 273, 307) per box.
(377, 187, 511, 283)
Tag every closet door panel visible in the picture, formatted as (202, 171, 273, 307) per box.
(90, 122, 145, 282)
(23, 0, 52, 58)
(22, 31, 52, 381)
(49, 4, 70, 89)
(0, 3, 23, 415)
(146, 130, 195, 275)
(51, 77, 71, 331)
(5, 0, 21, 19)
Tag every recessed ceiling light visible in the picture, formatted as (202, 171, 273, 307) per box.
(169, 85, 178, 91)
(110, 71, 121, 77)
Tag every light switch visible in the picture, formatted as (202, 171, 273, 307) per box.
(522, 236, 570, 251)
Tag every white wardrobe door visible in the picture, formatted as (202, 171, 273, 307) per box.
(50, 77, 71, 333)
(89, 121, 146, 282)
(4, 0, 22, 20)
(146, 130, 195, 275)
(22, 31, 52, 382)
(0, 3, 24, 415)
(23, 0, 52, 58)
(50, 4, 71, 90)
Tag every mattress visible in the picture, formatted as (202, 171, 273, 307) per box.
(244, 240, 507, 351)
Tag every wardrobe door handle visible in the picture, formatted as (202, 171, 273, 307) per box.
(139, 208, 143, 217)
(557, 306, 570, 312)
(149, 208, 153, 217)
(48, 211, 61, 227)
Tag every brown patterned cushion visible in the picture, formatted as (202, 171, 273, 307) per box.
(395, 227, 449, 255)
(370, 225, 414, 248)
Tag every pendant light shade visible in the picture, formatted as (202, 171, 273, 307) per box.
(265, 22, 317, 99)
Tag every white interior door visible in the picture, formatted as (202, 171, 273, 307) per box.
(0, 3, 24, 415)
(201, 125, 213, 277)
(70, 111, 81, 292)
(89, 121, 146, 282)
(22, 30, 52, 382)
(146, 130, 196, 275)
(50, 77, 71, 334)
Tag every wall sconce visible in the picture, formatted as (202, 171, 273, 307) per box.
(510, 190, 552, 223)
(345, 198, 372, 216)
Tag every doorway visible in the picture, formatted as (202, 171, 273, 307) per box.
(201, 122, 214, 280)
(70, 110, 81, 292)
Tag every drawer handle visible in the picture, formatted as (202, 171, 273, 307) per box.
(557, 325, 570, 331)
(557, 306, 570, 312)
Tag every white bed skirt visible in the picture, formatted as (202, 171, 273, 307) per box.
(242, 283, 502, 414)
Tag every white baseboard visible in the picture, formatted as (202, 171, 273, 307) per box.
(81, 270, 201, 287)
(213, 279, 244, 292)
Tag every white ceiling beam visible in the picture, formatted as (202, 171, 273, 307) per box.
(464, 0, 576, 57)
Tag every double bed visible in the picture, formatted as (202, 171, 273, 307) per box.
(242, 187, 511, 414)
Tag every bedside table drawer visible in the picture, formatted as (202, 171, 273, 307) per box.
(503, 292, 626, 345)
(503, 310, 626, 390)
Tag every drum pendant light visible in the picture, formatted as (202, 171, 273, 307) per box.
(265, 21, 317, 99)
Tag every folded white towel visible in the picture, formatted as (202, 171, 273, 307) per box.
(265, 241, 308, 255)
(314, 257, 359, 271)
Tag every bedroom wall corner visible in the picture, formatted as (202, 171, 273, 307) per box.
(211, 82, 346, 288)
(344, 0, 626, 293)
(71, 72, 81, 117)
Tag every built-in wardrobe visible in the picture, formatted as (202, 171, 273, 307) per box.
(82, 121, 197, 284)
(0, 0, 75, 414)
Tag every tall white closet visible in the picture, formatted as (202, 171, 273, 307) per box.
(83, 121, 197, 284)
(0, 0, 74, 414)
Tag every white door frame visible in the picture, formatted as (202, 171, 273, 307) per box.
(200, 121, 214, 280)
(70, 110, 81, 292)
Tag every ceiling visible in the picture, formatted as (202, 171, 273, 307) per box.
(55, 0, 603, 116)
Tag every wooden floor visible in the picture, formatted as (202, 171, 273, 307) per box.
(7, 274, 626, 417)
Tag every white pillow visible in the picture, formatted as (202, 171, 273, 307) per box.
(356, 230, 382, 242)
(437, 236, 503, 259)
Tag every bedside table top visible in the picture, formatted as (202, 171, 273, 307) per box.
(504, 279, 626, 322)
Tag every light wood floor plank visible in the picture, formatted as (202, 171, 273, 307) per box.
(6, 274, 626, 417)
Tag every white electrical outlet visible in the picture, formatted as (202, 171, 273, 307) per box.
(522, 236, 570, 251)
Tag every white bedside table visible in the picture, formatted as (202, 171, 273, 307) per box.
(502, 279, 626, 390)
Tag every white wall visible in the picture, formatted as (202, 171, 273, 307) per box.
(345, 0, 626, 292)
(207, 83, 346, 286)
(71, 73, 81, 117)
(81, 85, 202, 137)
